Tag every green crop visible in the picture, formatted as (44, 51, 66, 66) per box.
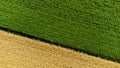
(0, 0, 120, 62)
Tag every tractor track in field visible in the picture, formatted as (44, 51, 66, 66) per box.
(0, 30, 120, 68)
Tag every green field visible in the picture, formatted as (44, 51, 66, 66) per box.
(0, 0, 120, 62)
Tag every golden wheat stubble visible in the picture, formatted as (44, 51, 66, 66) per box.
(0, 30, 120, 68)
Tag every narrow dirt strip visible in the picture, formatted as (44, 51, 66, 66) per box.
(0, 30, 120, 68)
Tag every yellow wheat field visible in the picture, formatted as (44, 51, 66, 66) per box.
(0, 30, 120, 68)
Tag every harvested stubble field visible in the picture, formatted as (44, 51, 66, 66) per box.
(0, 30, 120, 68)
(0, 0, 120, 62)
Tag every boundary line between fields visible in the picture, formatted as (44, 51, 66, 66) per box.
(0, 26, 80, 50)
(0, 26, 119, 63)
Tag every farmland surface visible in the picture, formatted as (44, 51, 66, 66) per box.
(0, 30, 120, 68)
(0, 0, 120, 62)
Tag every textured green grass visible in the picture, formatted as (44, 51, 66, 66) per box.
(0, 0, 120, 62)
